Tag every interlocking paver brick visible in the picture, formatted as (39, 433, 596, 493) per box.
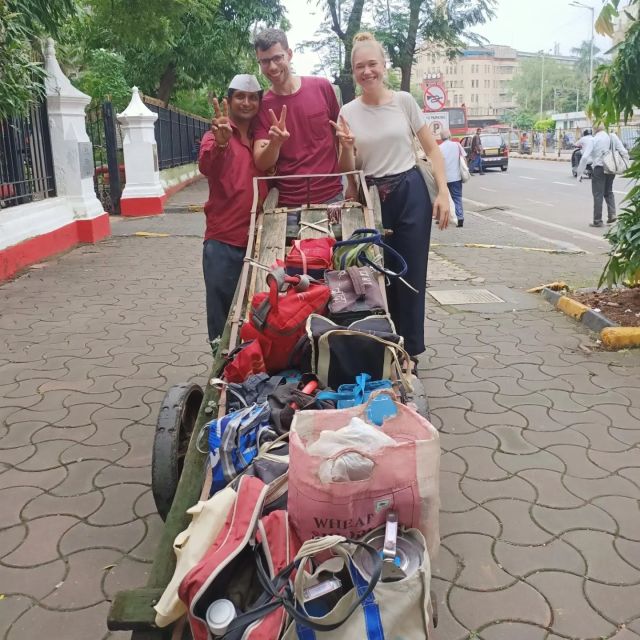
(441, 429, 500, 450)
(564, 530, 640, 584)
(102, 556, 151, 600)
(2, 515, 79, 567)
(31, 424, 95, 443)
(0, 595, 32, 639)
(480, 622, 548, 639)
(444, 533, 514, 590)
(532, 503, 618, 536)
(0, 444, 36, 467)
(440, 505, 501, 538)
(516, 469, 585, 508)
(522, 423, 589, 449)
(15, 440, 76, 471)
(440, 471, 476, 512)
(87, 484, 148, 526)
(563, 474, 640, 501)
(21, 491, 103, 520)
(484, 499, 552, 545)
(0, 525, 28, 560)
(619, 467, 640, 489)
(0, 466, 67, 491)
(59, 520, 147, 556)
(585, 581, 640, 628)
(448, 580, 551, 630)
(0, 422, 48, 449)
(466, 409, 528, 430)
(609, 427, 640, 448)
(495, 537, 585, 577)
(527, 572, 614, 638)
(0, 486, 44, 530)
(59, 441, 129, 465)
(486, 425, 539, 454)
(591, 496, 640, 542)
(93, 464, 151, 488)
(0, 559, 66, 600)
(615, 538, 640, 571)
(494, 449, 565, 475)
(432, 544, 461, 583)
(6, 601, 113, 640)
(544, 444, 610, 479)
(41, 548, 123, 610)
(455, 447, 511, 481)
(593, 404, 640, 430)
(460, 475, 537, 505)
(49, 460, 109, 496)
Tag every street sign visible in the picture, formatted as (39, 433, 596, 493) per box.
(423, 112, 450, 139)
(423, 83, 447, 112)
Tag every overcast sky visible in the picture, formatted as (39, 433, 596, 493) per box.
(282, 0, 612, 76)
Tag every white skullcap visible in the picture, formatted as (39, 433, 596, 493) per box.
(228, 74, 261, 92)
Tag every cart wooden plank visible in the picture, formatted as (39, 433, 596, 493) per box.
(254, 211, 288, 293)
(299, 208, 331, 238)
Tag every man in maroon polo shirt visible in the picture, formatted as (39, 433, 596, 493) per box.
(198, 74, 265, 350)
(253, 28, 344, 208)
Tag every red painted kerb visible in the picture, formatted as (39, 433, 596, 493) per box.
(0, 214, 111, 281)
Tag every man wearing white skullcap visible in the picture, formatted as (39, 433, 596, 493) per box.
(199, 74, 266, 352)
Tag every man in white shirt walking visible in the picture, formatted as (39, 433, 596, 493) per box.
(577, 124, 629, 227)
(439, 128, 467, 227)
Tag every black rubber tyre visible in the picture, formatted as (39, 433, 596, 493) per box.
(501, 165, 508, 172)
(152, 383, 204, 521)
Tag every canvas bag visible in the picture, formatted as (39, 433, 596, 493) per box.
(325, 266, 386, 325)
(223, 341, 268, 384)
(287, 392, 440, 556)
(459, 144, 471, 183)
(240, 268, 330, 374)
(282, 531, 432, 640)
(306, 314, 412, 390)
(286, 237, 336, 279)
(603, 134, 630, 175)
(179, 476, 298, 640)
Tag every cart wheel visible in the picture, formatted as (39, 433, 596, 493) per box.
(152, 383, 204, 521)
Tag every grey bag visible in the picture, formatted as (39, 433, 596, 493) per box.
(325, 266, 386, 325)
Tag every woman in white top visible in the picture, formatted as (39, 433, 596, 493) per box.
(331, 32, 450, 358)
(439, 128, 466, 227)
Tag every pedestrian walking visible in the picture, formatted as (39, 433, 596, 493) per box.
(198, 74, 265, 350)
(439, 128, 466, 227)
(470, 127, 485, 174)
(332, 31, 450, 359)
(576, 124, 629, 227)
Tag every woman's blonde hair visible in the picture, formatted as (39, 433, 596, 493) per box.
(351, 32, 386, 68)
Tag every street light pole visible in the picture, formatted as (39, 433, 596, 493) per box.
(540, 50, 545, 115)
(570, 2, 595, 104)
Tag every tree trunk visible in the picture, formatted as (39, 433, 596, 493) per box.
(157, 63, 177, 106)
(399, 0, 422, 93)
(328, 0, 366, 103)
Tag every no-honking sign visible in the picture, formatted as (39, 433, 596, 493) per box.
(423, 84, 447, 112)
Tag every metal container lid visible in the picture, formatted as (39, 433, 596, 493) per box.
(353, 530, 423, 582)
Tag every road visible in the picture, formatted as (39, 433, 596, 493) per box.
(462, 157, 635, 253)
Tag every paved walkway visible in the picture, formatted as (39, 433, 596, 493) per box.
(1, 179, 639, 639)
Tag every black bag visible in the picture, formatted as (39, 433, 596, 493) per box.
(226, 373, 286, 414)
(325, 266, 386, 325)
(306, 314, 411, 389)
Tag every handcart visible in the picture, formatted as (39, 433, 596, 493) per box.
(107, 171, 431, 638)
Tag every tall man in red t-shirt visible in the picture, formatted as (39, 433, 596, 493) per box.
(253, 28, 343, 207)
(198, 75, 264, 349)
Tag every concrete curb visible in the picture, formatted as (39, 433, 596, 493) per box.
(510, 153, 569, 162)
(541, 287, 640, 349)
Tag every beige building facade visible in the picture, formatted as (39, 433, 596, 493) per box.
(412, 44, 577, 126)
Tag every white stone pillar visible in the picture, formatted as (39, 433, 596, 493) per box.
(44, 38, 108, 238)
(117, 87, 165, 216)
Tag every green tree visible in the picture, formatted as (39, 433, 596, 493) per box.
(570, 39, 605, 81)
(0, 0, 77, 119)
(69, 0, 286, 105)
(373, 0, 495, 92)
(591, 0, 640, 287)
(510, 56, 588, 115)
(74, 49, 132, 110)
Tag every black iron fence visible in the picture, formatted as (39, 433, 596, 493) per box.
(142, 96, 209, 170)
(86, 100, 124, 215)
(0, 103, 56, 209)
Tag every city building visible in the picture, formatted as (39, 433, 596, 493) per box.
(411, 44, 578, 127)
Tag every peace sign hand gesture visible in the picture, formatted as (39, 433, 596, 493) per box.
(211, 98, 233, 147)
(268, 107, 290, 145)
(330, 115, 355, 149)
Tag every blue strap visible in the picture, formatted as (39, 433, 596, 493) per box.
(349, 560, 385, 640)
(295, 623, 316, 640)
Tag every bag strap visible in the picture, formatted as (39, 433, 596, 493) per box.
(333, 228, 381, 249)
(293, 240, 308, 275)
(346, 266, 367, 298)
(335, 228, 408, 279)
